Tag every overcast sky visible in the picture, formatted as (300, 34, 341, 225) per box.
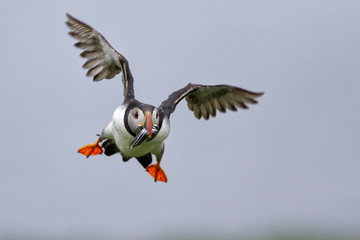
(1, 1, 360, 239)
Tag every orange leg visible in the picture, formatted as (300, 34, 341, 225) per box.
(78, 138, 103, 158)
(146, 158, 168, 183)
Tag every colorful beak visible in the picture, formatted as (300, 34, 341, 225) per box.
(144, 112, 153, 139)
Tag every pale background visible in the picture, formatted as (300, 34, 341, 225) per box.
(1, 1, 359, 239)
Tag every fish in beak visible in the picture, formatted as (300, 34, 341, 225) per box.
(129, 112, 159, 148)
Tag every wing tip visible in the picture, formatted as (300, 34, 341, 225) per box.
(66, 13, 78, 22)
(257, 91, 265, 97)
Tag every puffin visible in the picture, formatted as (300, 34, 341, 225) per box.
(66, 13, 264, 183)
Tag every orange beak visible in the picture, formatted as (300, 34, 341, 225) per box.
(145, 112, 152, 139)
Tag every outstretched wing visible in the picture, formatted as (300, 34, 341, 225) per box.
(159, 83, 264, 120)
(66, 13, 134, 102)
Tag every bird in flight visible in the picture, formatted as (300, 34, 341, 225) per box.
(66, 13, 264, 183)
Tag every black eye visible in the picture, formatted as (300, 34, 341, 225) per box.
(156, 112, 159, 119)
(134, 111, 138, 119)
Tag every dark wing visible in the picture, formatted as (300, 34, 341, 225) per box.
(66, 13, 134, 103)
(159, 83, 264, 120)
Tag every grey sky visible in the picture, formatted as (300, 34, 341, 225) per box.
(1, 0, 360, 239)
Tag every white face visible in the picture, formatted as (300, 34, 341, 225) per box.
(127, 107, 160, 133)
(151, 108, 160, 125)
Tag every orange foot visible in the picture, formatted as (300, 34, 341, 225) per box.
(78, 138, 103, 157)
(146, 164, 168, 183)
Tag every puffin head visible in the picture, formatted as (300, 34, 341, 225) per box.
(127, 104, 161, 148)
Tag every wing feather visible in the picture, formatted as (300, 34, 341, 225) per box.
(86, 65, 103, 78)
(206, 101, 216, 118)
(212, 98, 225, 113)
(94, 69, 110, 82)
(82, 58, 103, 69)
(159, 83, 263, 120)
(66, 13, 135, 102)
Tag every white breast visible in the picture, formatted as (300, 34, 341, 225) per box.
(104, 105, 170, 158)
